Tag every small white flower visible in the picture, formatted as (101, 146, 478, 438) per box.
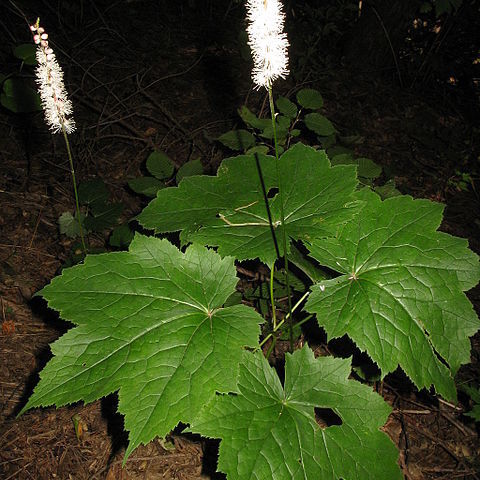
(245, 0, 289, 89)
(31, 24, 75, 134)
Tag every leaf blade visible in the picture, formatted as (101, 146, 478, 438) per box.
(190, 346, 402, 479)
(138, 143, 360, 264)
(22, 235, 263, 459)
(305, 191, 480, 400)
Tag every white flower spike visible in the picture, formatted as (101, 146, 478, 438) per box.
(246, 0, 289, 89)
(31, 22, 75, 134)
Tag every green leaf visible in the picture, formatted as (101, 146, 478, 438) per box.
(276, 96, 298, 119)
(190, 346, 402, 480)
(356, 157, 382, 179)
(238, 105, 271, 130)
(128, 177, 165, 197)
(224, 291, 243, 307)
(327, 146, 353, 158)
(146, 151, 174, 180)
(109, 224, 134, 248)
(296, 88, 324, 109)
(260, 121, 289, 141)
(331, 155, 382, 180)
(465, 404, 480, 422)
(246, 145, 269, 155)
(58, 211, 85, 238)
(13, 44, 37, 65)
(84, 202, 123, 232)
(375, 180, 401, 199)
(305, 190, 480, 400)
(138, 143, 360, 265)
(289, 243, 329, 283)
(176, 158, 203, 184)
(218, 129, 256, 151)
(318, 134, 337, 149)
(277, 115, 291, 129)
(330, 153, 355, 165)
(22, 235, 263, 460)
(304, 113, 336, 137)
(1, 78, 41, 113)
(78, 178, 110, 208)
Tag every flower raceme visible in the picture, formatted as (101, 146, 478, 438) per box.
(246, 0, 289, 89)
(30, 23, 75, 134)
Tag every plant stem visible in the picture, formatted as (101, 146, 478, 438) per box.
(268, 84, 294, 351)
(62, 127, 87, 255)
(270, 264, 277, 330)
(257, 290, 311, 351)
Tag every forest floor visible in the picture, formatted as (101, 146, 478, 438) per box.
(0, 2, 479, 479)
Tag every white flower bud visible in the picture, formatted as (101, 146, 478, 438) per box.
(32, 25, 76, 134)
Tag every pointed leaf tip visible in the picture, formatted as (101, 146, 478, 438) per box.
(26, 235, 263, 458)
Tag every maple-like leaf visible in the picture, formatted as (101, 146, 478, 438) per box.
(305, 189, 480, 400)
(20, 235, 263, 459)
(137, 143, 359, 265)
(190, 346, 402, 480)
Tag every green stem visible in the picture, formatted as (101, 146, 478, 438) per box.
(62, 127, 87, 255)
(268, 85, 294, 351)
(257, 290, 310, 351)
(270, 263, 277, 330)
(265, 335, 276, 361)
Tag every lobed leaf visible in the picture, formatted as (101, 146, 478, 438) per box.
(190, 346, 402, 479)
(137, 143, 360, 265)
(305, 189, 480, 400)
(21, 235, 263, 460)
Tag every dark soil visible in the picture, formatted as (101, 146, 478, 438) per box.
(1, 2, 479, 479)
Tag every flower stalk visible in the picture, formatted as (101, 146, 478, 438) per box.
(30, 20, 86, 255)
(246, 0, 294, 350)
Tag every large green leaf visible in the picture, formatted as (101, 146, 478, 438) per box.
(305, 189, 480, 400)
(138, 143, 360, 265)
(190, 346, 402, 480)
(21, 235, 263, 460)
